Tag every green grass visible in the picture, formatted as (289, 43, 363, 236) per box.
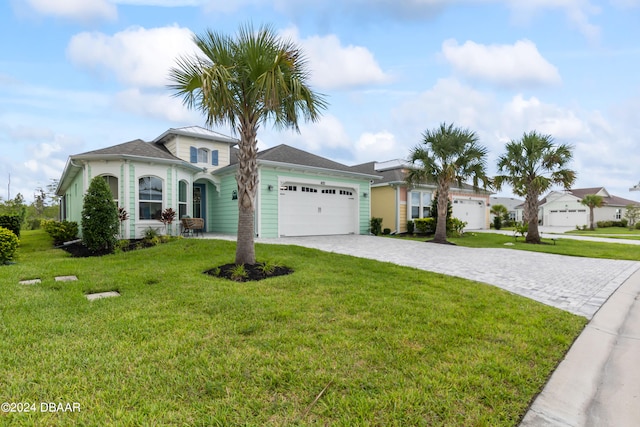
(392, 232, 640, 261)
(1, 230, 586, 426)
(565, 227, 640, 240)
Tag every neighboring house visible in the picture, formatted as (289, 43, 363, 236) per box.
(514, 187, 640, 227)
(351, 159, 492, 234)
(56, 126, 380, 239)
(490, 196, 523, 223)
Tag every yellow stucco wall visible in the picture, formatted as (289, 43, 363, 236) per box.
(371, 186, 397, 232)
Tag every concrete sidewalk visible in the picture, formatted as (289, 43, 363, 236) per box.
(520, 268, 640, 426)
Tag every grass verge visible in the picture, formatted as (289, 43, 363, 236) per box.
(1, 230, 586, 426)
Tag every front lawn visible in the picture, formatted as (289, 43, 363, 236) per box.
(565, 227, 640, 240)
(392, 232, 640, 261)
(1, 230, 585, 426)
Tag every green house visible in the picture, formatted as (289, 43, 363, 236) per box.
(56, 126, 380, 239)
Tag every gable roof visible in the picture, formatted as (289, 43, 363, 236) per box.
(520, 187, 640, 209)
(74, 139, 180, 162)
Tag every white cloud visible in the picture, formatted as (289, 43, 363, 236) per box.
(113, 89, 201, 122)
(21, 0, 117, 22)
(503, 0, 601, 41)
(267, 114, 352, 153)
(441, 39, 561, 87)
(355, 131, 399, 162)
(67, 25, 196, 88)
(281, 27, 390, 90)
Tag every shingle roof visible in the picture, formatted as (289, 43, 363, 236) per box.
(569, 187, 638, 207)
(74, 139, 181, 161)
(351, 162, 406, 184)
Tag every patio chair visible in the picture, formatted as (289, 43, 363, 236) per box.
(181, 217, 205, 237)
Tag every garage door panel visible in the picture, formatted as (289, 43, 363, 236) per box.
(452, 199, 486, 230)
(279, 184, 357, 237)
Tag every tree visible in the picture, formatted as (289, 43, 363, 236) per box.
(490, 204, 508, 230)
(580, 194, 604, 231)
(406, 123, 491, 244)
(82, 177, 119, 253)
(495, 131, 576, 244)
(624, 204, 640, 229)
(169, 23, 327, 265)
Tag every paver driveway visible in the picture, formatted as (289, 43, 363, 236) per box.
(253, 234, 640, 319)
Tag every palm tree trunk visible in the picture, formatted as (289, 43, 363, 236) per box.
(433, 183, 449, 244)
(235, 122, 258, 265)
(525, 192, 541, 244)
(589, 207, 595, 230)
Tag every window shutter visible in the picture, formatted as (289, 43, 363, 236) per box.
(190, 146, 197, 163)
(211, 150, 218, 166)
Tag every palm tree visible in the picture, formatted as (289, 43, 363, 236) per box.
(495, 131, 576, 244)
(581, 194, 604, 230)
(490, 204, 509, 229)
(406, 123, 491, 244)
(169, 23, 327, 265)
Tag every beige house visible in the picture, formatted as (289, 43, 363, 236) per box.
(351, 159, 492, 234)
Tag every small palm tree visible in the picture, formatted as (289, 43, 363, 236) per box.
(169, 23, 327, 265)
(581, 194, 604, 230)
(490, 204, 509, 229)
(406, 123, 491, 244)
(495, 131, 576, 244)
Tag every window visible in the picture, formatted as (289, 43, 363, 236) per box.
(198, 148, 208, 163)
(616, 209, 622, 220)
(280, 185, 297, 191)
(178, 180, 188, 219)
(302, 186, 317, 193)
(139, 176, 163, 220)
(410, 191, 431, 219)
(102, 175, 118, 205)
(339, 190, 353, 196)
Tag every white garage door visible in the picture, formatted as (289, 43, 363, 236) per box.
(279, 183, 358, 237)
(547, 209, 588, 227)
(452, 199, 486, 230)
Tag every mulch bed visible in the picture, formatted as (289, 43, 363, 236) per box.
(57, 239, 155, 257)
(205, 263, 294, 282)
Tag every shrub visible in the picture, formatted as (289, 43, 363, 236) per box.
(383, 228, 391, 235)
(0, 215, 21, 238)
(370, 217, 383, 236)
(414, 217, 436, 234)
(82, 177, 119, 253)
(0, 226, 19, 264)
(143, 227, 160, 240)
(636, 222, 640, 230)
(493, 216, 502, 230)
(448, 218, 467, 237)
(43, 220, 79, 245)
(406, 220, 414, 234)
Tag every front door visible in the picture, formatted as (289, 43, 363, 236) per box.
(193, 184, 206, 231)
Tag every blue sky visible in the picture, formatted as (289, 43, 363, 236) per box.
(1, 0, 640, 202)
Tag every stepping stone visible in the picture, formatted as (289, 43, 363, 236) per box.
(85, 291, 120, 301)
(19, 279, 41, 285)
(55, 275, 78, 282)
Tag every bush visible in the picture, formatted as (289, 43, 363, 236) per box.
(493, 216, 502, 230)
(383, 228, 391, 235)
(406, 220, 414, 234)
(82, 177, 119, 253)
(0, 226, 19, 264)
(414, 217, 436, 234)
(448, 218, 467, 237)
(370, 217, 383, 236)
(42, 220, 79, 245)
(0, 215, 21, 238)
(636, 222, 640, 230)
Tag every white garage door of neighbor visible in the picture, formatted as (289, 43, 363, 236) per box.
(452, 199, 486, 230)
(279, 183, 358, 237)
(547, 209, 587, 227)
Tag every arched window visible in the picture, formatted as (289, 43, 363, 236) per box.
(102, 175, 119, 206)
(178, 180, 188, 219)
(139, 176, 163, 220)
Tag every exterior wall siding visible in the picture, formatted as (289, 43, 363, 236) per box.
(210, 173, 239, 234)
(371, 186, 396, 233)
(174, 135, 232, 171)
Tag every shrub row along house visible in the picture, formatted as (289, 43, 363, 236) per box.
(55, 126, 494, 239)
